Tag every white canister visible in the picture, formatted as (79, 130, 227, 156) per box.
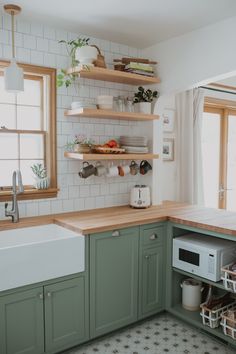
(180, 278, 204, 311)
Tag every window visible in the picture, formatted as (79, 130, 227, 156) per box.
(202, 97, 236, 210)
(0, 61, 57, 201)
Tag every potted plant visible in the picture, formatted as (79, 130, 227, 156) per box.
(31, 163, 50, 189)
(133, 86, 159, 114)
(65, 135, 93, 153)
(59, 37, 90, 67)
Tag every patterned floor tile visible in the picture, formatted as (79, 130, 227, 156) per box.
(63, 313, 236, 354)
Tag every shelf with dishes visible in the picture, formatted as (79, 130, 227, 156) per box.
(66, 66, 160, 85)
(64, 152, 159, 161)
(64, 108, 159, 121)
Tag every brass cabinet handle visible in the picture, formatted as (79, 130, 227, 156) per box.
(150, 233, 157, 240)
(145, 255, 150, 259)
(47, 292, 51, 297)
(112, 230, 120, 237)
(38, 293, 43, 299)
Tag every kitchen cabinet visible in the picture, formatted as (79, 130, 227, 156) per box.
(138, 223, 165, 319)
(0, 287, 44, 354)
(0, 275, 88, 354)
(90, 227, 139, 338)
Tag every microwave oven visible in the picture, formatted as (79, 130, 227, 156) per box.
(172, 234, 236, 281)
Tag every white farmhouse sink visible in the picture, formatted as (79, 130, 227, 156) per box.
(0, 224, 85, 291)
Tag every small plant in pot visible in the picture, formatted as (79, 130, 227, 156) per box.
(133, 86, 159, 114)
(31, 163, 50, 190)
(65, 135, 93, 153)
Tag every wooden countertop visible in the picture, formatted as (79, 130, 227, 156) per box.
(2, 201, 236, 236)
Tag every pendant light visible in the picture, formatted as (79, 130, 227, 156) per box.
(4, 4, 24, 92)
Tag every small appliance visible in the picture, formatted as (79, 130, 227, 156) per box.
(173, 234, 236, 282)
(130, 185, 151, 208)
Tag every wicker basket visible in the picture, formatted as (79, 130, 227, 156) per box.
(221, 263, 236, 293)
(200, 300, 236, 328)
(221, 306, 236, 339)
(91, 45, 106, 68)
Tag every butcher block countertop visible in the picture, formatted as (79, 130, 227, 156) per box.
(1, 201, 236, 236)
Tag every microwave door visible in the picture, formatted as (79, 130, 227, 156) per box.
(179, 248, 200, 266)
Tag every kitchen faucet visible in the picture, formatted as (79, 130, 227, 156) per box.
(5, 170, 24, 223)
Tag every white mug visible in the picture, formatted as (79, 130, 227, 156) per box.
(107, 165, 119, 177)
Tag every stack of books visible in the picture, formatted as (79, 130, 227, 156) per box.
(124, 62, 154, 77)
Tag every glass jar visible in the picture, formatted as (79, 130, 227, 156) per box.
(125, 97, 134, 112)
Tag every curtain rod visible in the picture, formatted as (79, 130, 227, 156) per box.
(200, 86, 236, 96)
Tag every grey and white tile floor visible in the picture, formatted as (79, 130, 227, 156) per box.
(63, 313, 236, 354)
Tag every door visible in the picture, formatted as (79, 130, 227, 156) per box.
(0, 287, 44, 354)
(44, 276, 89, 352)
(139, 246, 164, 319)
(202, 105, 236, 210)
(90, 227, 139, 338)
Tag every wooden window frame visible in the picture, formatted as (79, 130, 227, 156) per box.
(204, 97, 236, 209)
(0, 60, 58, 201)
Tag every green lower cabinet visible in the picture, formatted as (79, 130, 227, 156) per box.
(0, 287, 44, 354)
(44, 276, 89, 353)
(139, 246, 164, 319)
(90, 227, 139, 338)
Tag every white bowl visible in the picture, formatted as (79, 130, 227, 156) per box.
(98, 103, 113, 110)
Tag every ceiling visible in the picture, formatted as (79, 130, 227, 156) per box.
(1, 0, 236, 48)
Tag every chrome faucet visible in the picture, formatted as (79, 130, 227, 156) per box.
(5, 170, 24, 223)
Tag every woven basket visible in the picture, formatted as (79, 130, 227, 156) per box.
(91, 45, 106, 68)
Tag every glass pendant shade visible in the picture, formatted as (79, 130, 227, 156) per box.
(4, 58, 24, 92)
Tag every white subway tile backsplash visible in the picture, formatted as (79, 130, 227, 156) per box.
(0, 14, 146, 220)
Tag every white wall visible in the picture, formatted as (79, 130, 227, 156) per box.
(0, 13, 157, 220)
(144, 16, 236, 94)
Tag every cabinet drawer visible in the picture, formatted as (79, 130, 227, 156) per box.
(141, 224, 165, 247)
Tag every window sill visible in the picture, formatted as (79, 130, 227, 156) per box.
(0, 188, 59, 202)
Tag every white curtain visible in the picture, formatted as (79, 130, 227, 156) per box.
(176, 88, 205, 204)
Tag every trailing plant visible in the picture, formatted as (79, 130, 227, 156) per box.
(59, 37, 90, 67)
(57, 69, 77, 88)
(31, 163, 47, 179)
(133, 86, 159, 103)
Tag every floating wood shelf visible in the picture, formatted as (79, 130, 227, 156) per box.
(64, 108, 159, 121)
(64, 152, 159, 161)
(67, 66, 160, 85)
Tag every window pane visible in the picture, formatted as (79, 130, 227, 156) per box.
(20, 159, 44, 185)
(17, 79, 41, 106)
(0, 76, 15, 104)
(0, 133, 18, 159)
(0, 160, 18, 187)
(20, 134, 44, 159)
(226, 115, 236, 211)
(0, 104, 16, 129)
(17, 106, 41, 130)
(202, 112, 221, 208)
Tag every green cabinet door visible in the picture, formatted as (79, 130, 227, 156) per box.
(90, 227, 139, 338)
(139, 246, 164, 319)
(44, 276, 89, 353)
(0, 287, 44, 354)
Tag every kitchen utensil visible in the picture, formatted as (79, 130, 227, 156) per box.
(94, 162, 106, 177)
(118, 164, 130, 177)
(78, 161, 96, 178)
(130, 160, 139, 175)
(113, 57, 158, 65)
(181, 278, 204, 311)
(129, 185, 151, 208)
(140, 160, 152, 175)
(107, 165, 119, 177)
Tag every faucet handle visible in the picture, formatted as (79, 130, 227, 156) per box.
(5, 202, 8, 210)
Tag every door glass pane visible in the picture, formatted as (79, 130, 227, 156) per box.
(20, 134, 44, 159)
(226, 114, 236, 211)
(17, 106, 41, 130)
(20, 159, 44, 185)
(202, 112, 221, 208)
(0, 104, 16, 129)
(17, 79, 41, 106)
(0, 160, 18, 187)
(0, 133, 18, 159)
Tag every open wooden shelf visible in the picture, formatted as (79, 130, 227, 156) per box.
(64, 152, 159, 161)
(67, 66, 160, 85)
(64, 108, 159, 121)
